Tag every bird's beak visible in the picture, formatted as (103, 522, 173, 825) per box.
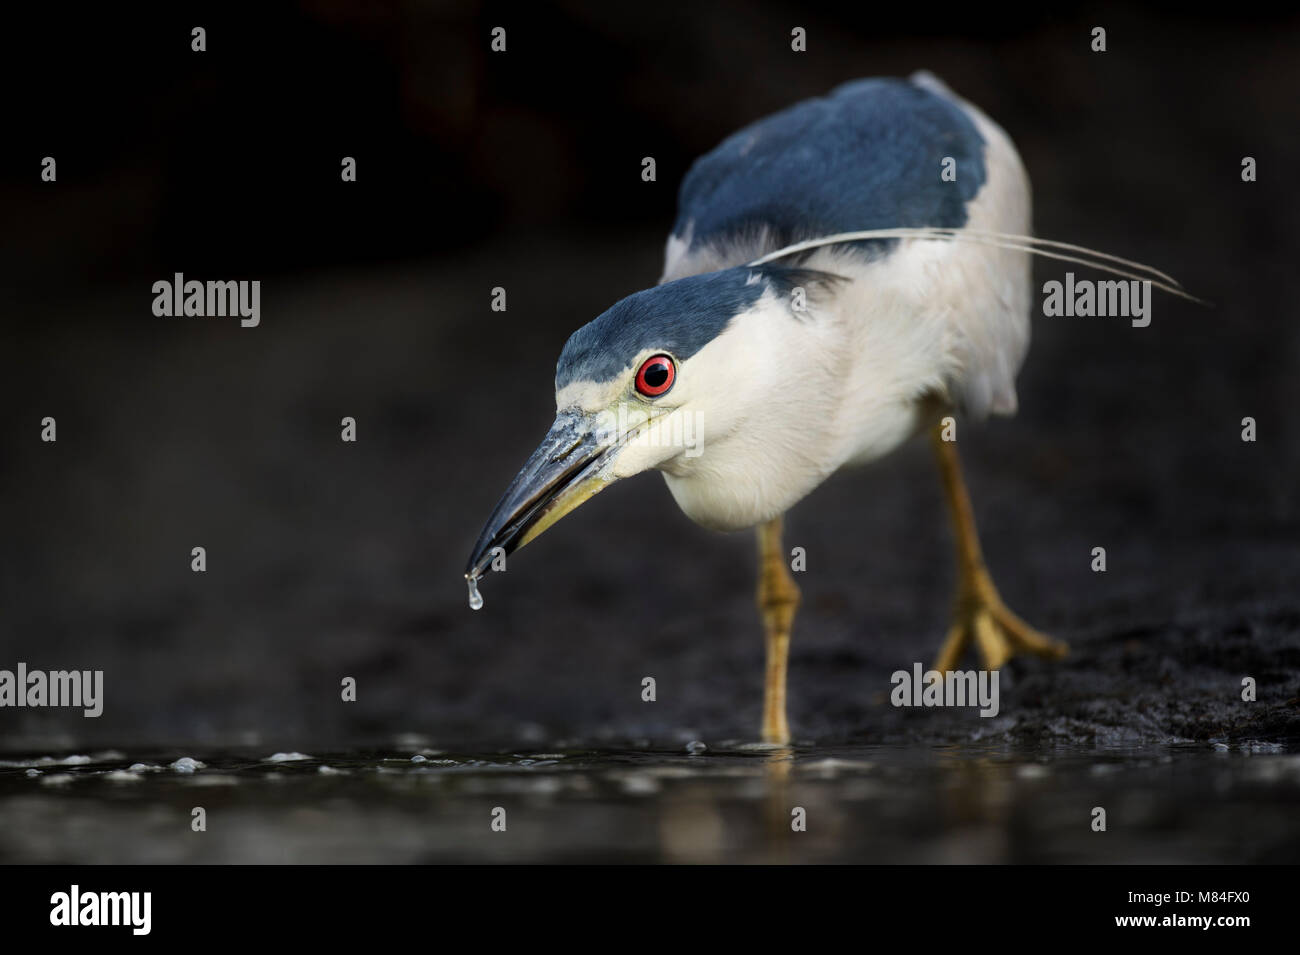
(464, 408, 619, 582)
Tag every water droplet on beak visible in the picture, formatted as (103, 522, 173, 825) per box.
(467, 575, 484, 611)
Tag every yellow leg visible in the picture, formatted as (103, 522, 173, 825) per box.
(931, 424, 1068, 672)
(757, 516, 800, 744)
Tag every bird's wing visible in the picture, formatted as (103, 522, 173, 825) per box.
(662, 74, 990, 282)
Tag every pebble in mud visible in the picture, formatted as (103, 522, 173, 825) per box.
(263, 752, 313, 763)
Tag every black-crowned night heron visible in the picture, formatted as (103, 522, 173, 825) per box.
(464, 73, 1195, 743)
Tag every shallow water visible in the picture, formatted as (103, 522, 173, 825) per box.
(2, 739, 1297, 863)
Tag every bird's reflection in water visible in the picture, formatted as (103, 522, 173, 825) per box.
(761, 746, 796, 861)
(655, 745, 866, 863)
(656, 744, 1024, 863)
(928, 747, 1018, 862)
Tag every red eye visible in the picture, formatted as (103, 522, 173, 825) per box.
(635, 354, 676, 397)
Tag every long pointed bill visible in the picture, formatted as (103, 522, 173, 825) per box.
(464, 409, 619, 586)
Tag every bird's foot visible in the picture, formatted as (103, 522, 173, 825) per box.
(932, 566, 1067, 672)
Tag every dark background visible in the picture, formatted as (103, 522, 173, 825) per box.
(2, 2, 1297, 750)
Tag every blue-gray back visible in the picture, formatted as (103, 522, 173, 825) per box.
(672, 77, 987, 260)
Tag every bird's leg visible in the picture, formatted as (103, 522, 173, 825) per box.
(930, 425, 1067, 672)
(757, 516, 800, 744)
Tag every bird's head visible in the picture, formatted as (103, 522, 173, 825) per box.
(464, 264, 843, 590)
